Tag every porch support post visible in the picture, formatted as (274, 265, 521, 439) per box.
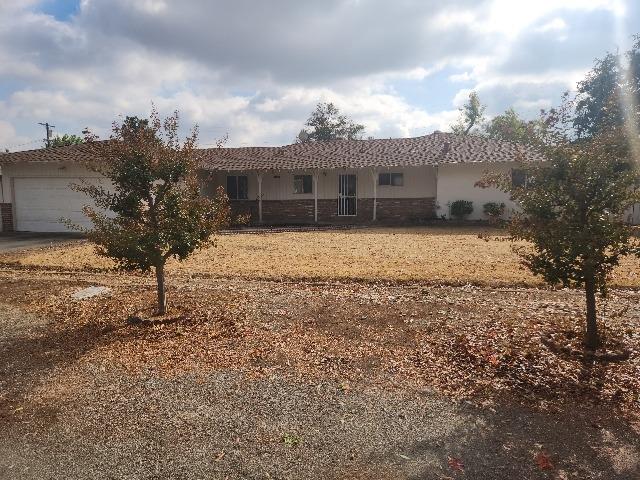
(257, 171, 263, 223)
(313, 170, 319, 223)
(371, 168, 378, 221)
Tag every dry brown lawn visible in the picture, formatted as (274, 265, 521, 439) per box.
(3, 226, 640, 287)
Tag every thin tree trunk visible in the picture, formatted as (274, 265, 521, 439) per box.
(584, 274, 599, 350)
(155, 262, 167, 316)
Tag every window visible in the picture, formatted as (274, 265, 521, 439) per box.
(511, 169, 526, 187)
(293, 174, 313, 194)
(378, 172, 404, 186)
(226, 175, 248, 200)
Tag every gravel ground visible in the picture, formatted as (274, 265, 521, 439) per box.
(1, 299, 639, 479)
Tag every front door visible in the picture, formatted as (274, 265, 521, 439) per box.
(337, 174, 357, 216)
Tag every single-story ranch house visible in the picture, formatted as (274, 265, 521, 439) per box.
(0, 132, 552, 232)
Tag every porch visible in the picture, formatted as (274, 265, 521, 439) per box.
(199, 166, 438, 225)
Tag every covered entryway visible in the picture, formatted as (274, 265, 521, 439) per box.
(13, 177, 101, 232)
(337, 174, 357, 216)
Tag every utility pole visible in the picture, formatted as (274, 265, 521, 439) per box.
(38, 122, 56, 148)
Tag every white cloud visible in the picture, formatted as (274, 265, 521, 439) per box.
(535, 18, 568, 33)
(0, 0, 637, 151)
(0, 121, 32, 151)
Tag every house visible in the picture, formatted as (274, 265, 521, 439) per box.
(198, 132, 545, 225)
(0, 132, 544, 232)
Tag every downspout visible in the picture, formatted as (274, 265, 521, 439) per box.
(371, 168, 378, 221)
(436, 140, 451, 219)
(434, 164, 438, 219)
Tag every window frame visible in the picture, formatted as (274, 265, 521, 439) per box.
(378, 172, 404, 187)
(293, 174, 313, 194)
(226, 175, 249, 200)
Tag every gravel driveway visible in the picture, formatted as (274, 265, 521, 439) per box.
(1, 302, 638, 479)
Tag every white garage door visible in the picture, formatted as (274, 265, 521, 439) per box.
(14, 177, 105, 232)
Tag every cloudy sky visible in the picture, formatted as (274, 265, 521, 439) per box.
(0, 0, 637, 150)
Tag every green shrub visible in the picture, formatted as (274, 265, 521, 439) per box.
(483, 202, 505, 223)
(450, 200, 473, 220)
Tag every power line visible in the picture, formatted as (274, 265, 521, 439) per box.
(0, 138, 42, 152)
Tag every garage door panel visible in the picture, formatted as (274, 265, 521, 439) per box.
(14, 177, 107, 232)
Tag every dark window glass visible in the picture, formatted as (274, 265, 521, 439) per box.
(512, 169, 526, 187)
(346, 174, 357, 196)
(226, 175, 248, 199)
(237, 175, 248, 199)
(294, 174, 313, 194)
(379, 172, 403, 186)
(226, 176, 238, 199)
(391, 173, 404, 186)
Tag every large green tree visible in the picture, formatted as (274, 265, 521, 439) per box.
(480, 98, 640, 350)
(482, 108, 544, 145)
(574, 35, 640, 138)
(76, 110, 230, 315)
(298, 102, 365, 142)
(450, 91, 486, 135)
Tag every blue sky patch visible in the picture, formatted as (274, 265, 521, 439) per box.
(37, 0, 80, 21)
(391, 67, 474, 113)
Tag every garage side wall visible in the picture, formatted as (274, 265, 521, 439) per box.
(436, 162, 518, 220)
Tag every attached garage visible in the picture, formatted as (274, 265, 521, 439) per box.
(13, 177, 102, 232)
(0, 150, 105, 232)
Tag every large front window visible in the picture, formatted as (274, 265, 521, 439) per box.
(226, 175, 248, 200)
(379, 172, 404, 186)
(293, 174, 313, 194)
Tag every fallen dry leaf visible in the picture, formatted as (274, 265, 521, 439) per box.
(535, 450, 554, 470)
(447, 456, 464, 472)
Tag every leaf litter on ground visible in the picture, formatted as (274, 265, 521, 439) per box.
(0, 270, 638, 416)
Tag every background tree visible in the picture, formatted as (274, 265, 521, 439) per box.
(480, 97, 639, 350)
(298, 102, 365, 142)
(76, 110, 230, 315)
(574, 36, 640, 138)
(450, 91, 486, 135)
(49, 133, 84, 148)
(482, 108, 544, 145)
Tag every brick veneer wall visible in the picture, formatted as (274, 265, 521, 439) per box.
(1, 203, 13, 232)
(229, 200, 258, 223)
(231, 197, 436, 225)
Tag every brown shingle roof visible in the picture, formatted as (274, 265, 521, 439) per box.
(0, 142, 105, 164)
(1, 133, 543, 170)
(197, 132, 543, 170)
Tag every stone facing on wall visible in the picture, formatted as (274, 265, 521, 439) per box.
(230, 197, 436, 225)
(1, 203, 13, 232)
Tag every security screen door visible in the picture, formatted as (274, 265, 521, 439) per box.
(337, 174, 357, 216)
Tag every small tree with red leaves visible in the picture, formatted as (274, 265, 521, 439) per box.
(76, 110, 229, 315)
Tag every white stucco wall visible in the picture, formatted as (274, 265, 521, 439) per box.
(204, 165, 437, 201)
(436, 162, 518, 220)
